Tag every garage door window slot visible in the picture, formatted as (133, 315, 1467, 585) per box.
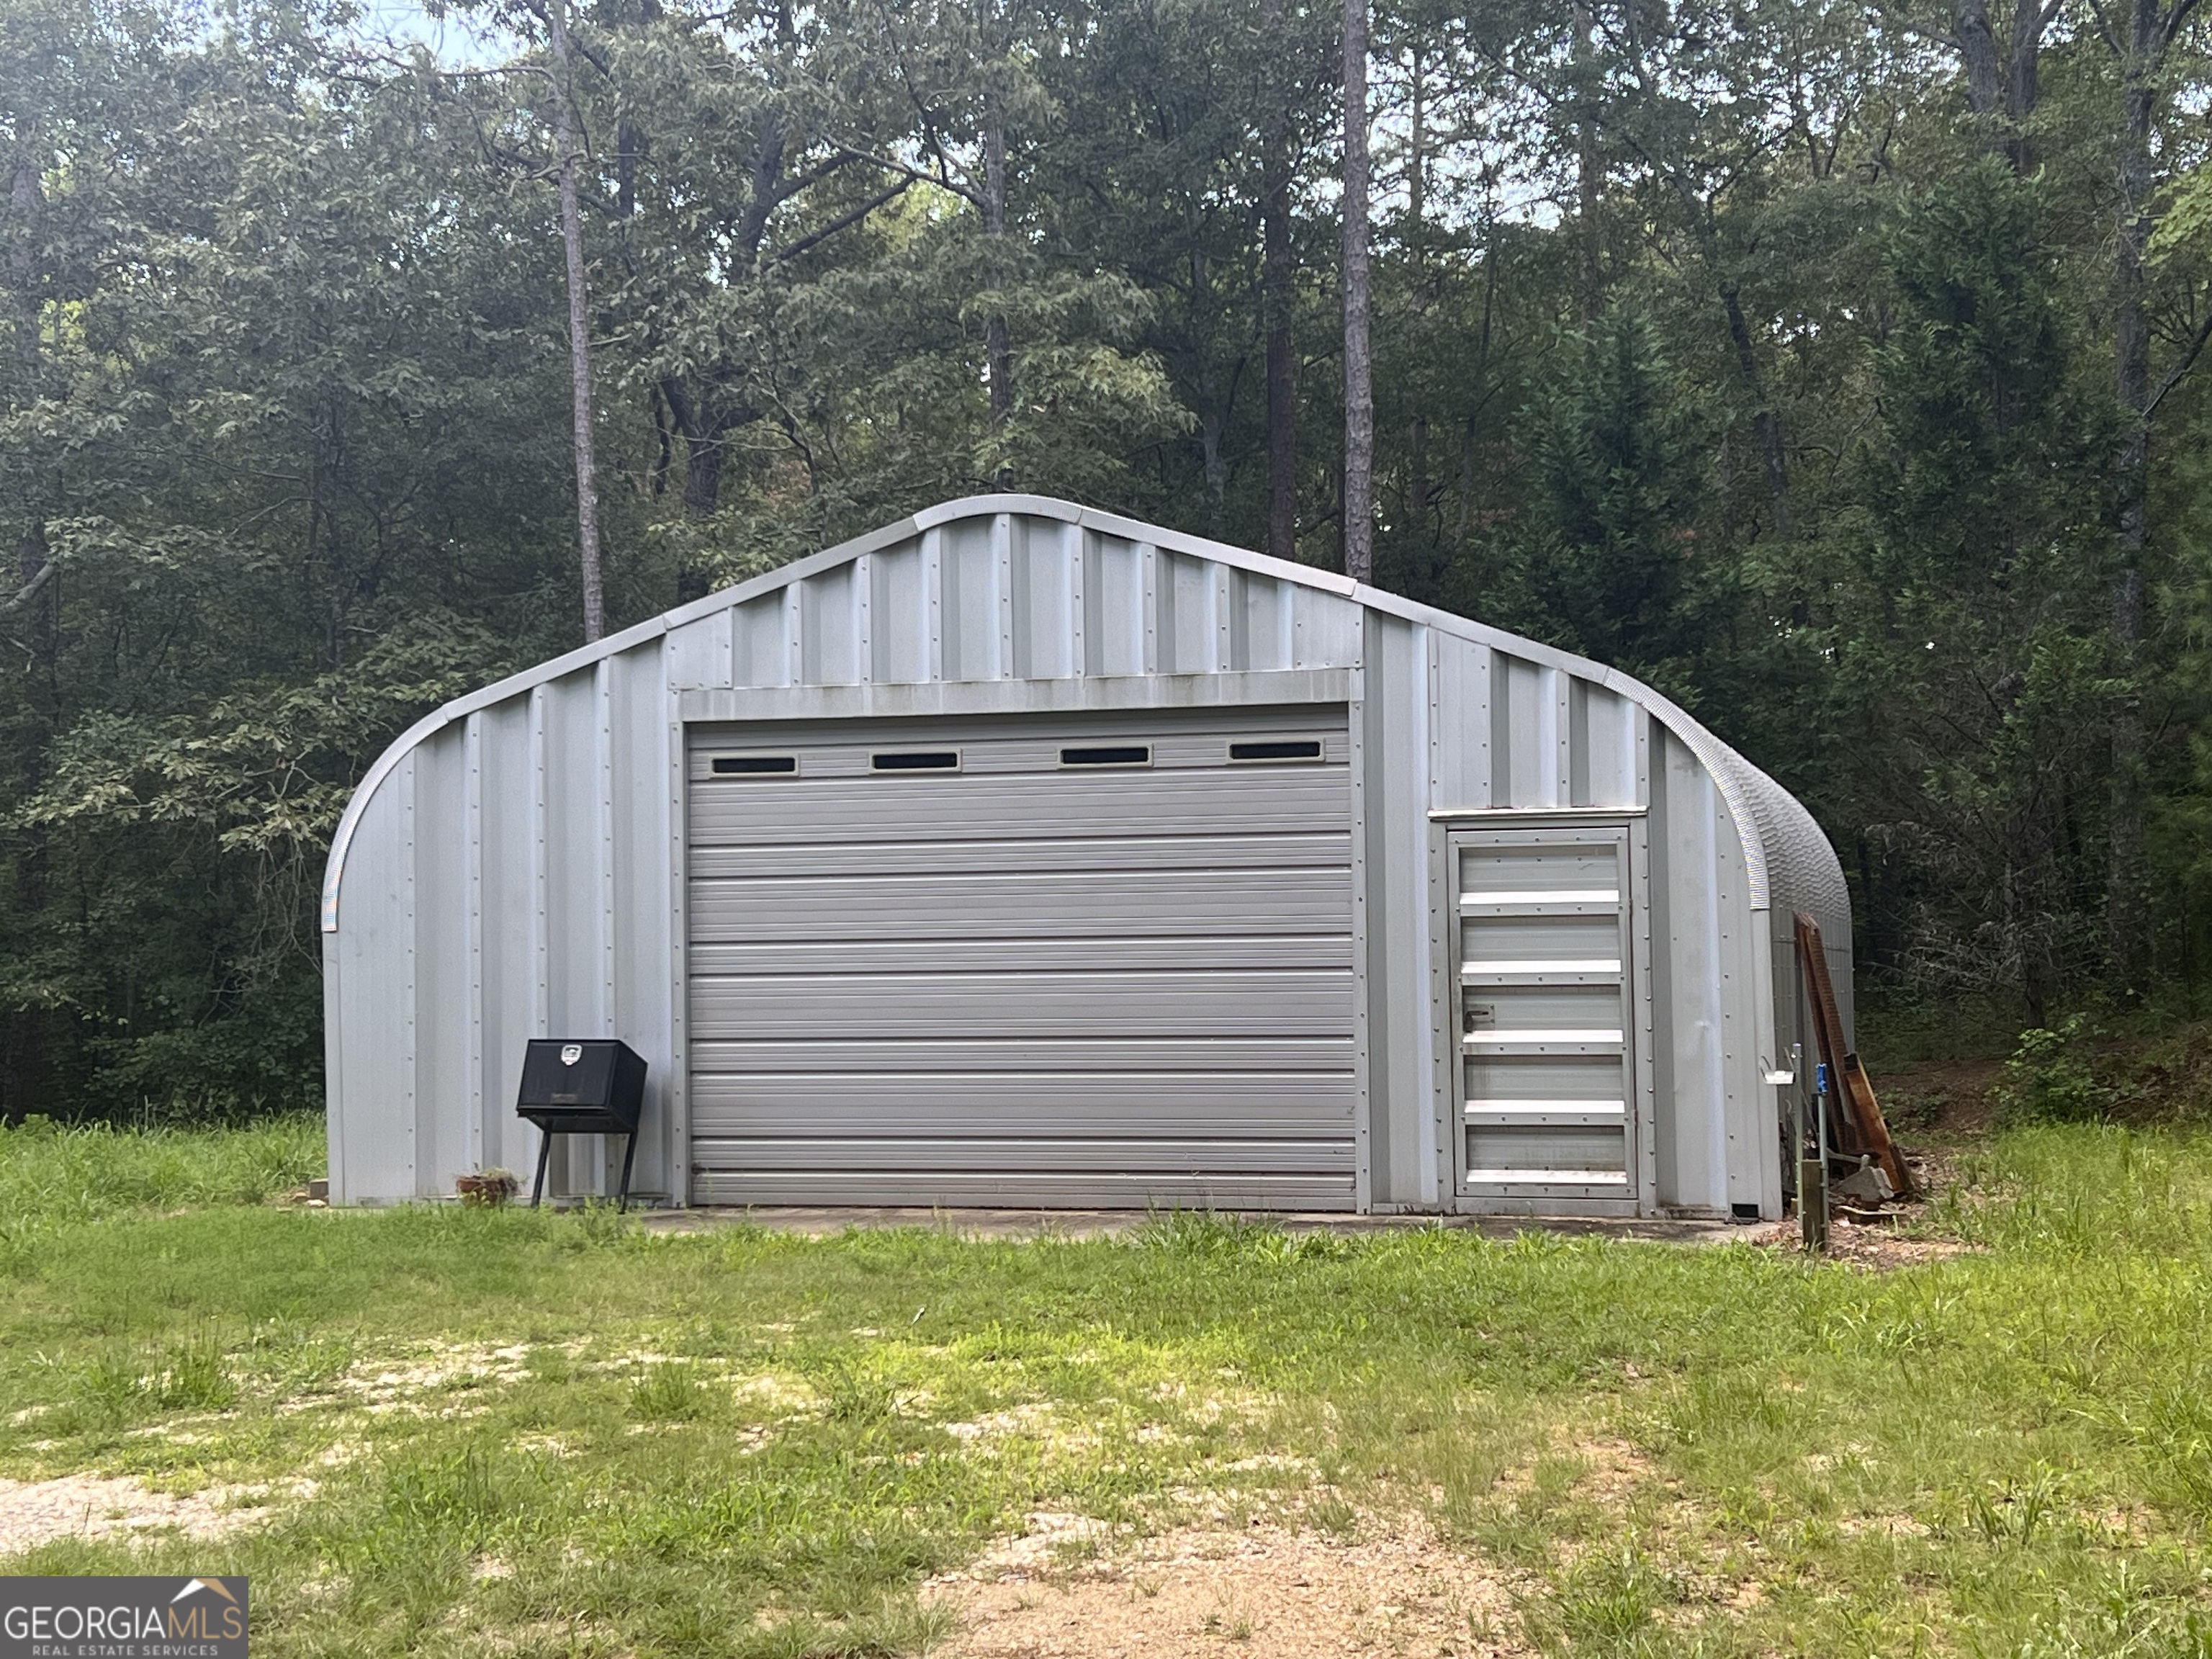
(711, 755, 797, 775)
(1059, 745, 1151, 768)
(871, 750, 962, 773)
(1228, 739, 1323, 763)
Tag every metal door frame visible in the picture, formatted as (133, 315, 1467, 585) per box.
(1429, 809, 1656, 1218)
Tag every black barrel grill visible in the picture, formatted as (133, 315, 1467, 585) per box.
(515, 1038, 648, 1210)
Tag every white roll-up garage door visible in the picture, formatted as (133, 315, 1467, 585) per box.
(683, 706, 1355, 1209)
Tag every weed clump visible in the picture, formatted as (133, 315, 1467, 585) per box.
(1995, 1016, 2116, 1126)
(629, 1362, 710, 1423)
(73, 1330, 238, 1426)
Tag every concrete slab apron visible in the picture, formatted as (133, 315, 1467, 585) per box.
(639, 1205, 1743, 1244)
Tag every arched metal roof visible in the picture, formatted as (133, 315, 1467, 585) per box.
(322, 494, 1845, 931)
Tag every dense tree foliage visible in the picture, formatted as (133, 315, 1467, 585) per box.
(2, 0, 2209, 1116)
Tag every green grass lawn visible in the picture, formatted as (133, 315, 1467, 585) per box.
(0, 1118, 2207, 1655)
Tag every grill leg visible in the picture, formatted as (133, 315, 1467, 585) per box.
(616, 1130, 639, 1213)
(530, 1127, 554, 1209)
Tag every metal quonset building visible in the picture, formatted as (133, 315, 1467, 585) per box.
(321, 494, 1851, 1219)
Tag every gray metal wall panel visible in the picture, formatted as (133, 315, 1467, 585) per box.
(1495, 654, 1560, 807)
(609, 642, 676, 1201)
(1570, 684, 1637, 809)
(1236, 572, 1292, 672)
(799, 565, 858, 686)
(1713, 797, 1766, 1215)
(1292, 584, 1361, 669)
(1431, 637, 1490, 808)
(412, 727, 470, 1197)
(1082, 532, 1145, 675)
(1164, 552, 1217, 673)
(539, 673, 606, 1039)
(1010, 517, 1075, 679)
(1650, 730, 1728, 1215)
(322, 931, 346, 1199)
(1363, 614, 1437, 1208)
(536, 672, 608, 1194)
(475, 699, 537, 1185)
(665, 611, 732, 691)
(734, 593, 791, 689)
(869, 539, 929, 683)
(329, 753, 415, 1201)
(939, 513, 999, 681)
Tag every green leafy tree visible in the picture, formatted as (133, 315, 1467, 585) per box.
(1829, 160, 2118, 1020)
(1492, 305, 1718, 699)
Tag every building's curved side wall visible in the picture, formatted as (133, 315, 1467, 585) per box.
(328, 505, 1832, 1215)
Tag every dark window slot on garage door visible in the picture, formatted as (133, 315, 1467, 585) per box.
(1229, 739, 1323, 763)
(711, 755, 796, 775)
(871, 750, 962, 772)
(1060, 745, 1151, 768)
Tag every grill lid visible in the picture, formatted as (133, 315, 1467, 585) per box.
(516, 1038, 647, 1132)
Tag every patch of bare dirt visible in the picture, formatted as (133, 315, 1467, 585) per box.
(926, 1513, 1528, 1658)
(1565, 1437, 1651, 1506)
(1867, 1058, 2002, 1138)
(1746, 1218, 1982, 1271)
(0, 1474, 296, 1554)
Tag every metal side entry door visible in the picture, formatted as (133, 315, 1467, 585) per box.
(1449, 821, 1643, 1209)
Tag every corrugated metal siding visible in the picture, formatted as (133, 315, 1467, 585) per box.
(323, 493, 1850, 1218)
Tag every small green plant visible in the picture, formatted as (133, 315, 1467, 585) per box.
(456, 1169, 518, 1208)
(148, 1330, 239, 1411)
(1995, 1015, 2115, 1126)
(72, 1330, 237, 1425)
(1527, 1547, 1683, 1658)
(810, 1355, 899, 1424)
(557, 1198, 640, 1250)
(378, 1444, 507, 1552)
(1305, 1491, 1359, 1538)
(629, 1361, 709, 1423)
(1965, 1467, 2067, 1545)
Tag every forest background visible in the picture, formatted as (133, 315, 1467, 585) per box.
(3, 0, 2211, 1120)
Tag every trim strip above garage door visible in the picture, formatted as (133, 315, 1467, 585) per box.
(677, 667, 1355, 726)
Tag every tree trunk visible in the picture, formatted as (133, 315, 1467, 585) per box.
(2003, 0, 2044, 172)
(982, 85, 1014, 488)
(1410, 411, 1442, 601)
(1201, 408, 1226, 536)
(2108, 0, 2168, 994)
(1340, 0, 1373, 585)
(1261, 0, 1296, 562)
(1951, 0, 2049, 173)
(1573, 0, 1603, 320)
(1721, 279, 1790, 536)
(548, 0, 606, 643)
(6, 158, 46, 1125)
